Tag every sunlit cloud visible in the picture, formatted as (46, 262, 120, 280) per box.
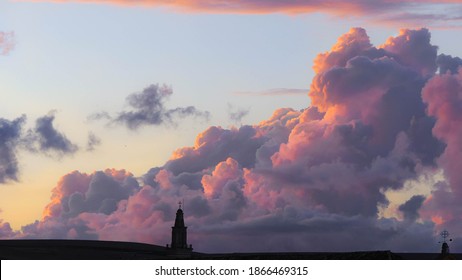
(23, 1, 462, 27)
(8, 27, 462, 252)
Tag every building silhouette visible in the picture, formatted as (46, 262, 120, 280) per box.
(437, 230, 455, 260)
(167, 202, 192, 257)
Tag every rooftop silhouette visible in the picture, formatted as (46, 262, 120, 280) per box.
(167, 201, 193, 257)
(0, 206, 458, 260)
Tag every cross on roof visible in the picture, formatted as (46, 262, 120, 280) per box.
(441, 230, 450, 242)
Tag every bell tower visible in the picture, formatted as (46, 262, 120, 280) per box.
(169, 201, 193, 254)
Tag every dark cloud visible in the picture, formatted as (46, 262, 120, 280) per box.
(92, 84, 209, 130)
(193, 213, 437, 253)
(399, 195, 426, 221)
(437, 54, 462, 74)
(0, 112, 96, 184)
(0, 115, 26, 183)
(187, 196, 211, 218)
(407, 116, 446, 166)
(383, 28, 438, 76)
(66, 171, 138, 216)
(20, 218, 98, 240)
(24, 113, 78, 156)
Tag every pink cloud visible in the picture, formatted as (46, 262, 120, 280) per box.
(23, 1, 460, 13)
(0, 220, 18, 238)
(421, 71, 462, 235)
(0, 32, 14, 55)
(23, 1, 462, 27)
(202, 157, 242, 198)
(8, 27, 462, 252)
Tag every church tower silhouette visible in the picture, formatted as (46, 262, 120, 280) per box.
(168, 202, 192, 255)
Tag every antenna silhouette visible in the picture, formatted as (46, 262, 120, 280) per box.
(439, 229, 452, 243)
(438, 230, 453, 256)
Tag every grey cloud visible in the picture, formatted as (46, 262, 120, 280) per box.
(436, 54, 462, 74)
(20, 219, 97, 240)
(0, 112, 97, 184)
(77, 171, 137, 216)
(187, 196, 211, 218)
(217, 180, 246, 221)
(377, 10, 462, 28)
(0, 115, 26, 183)
(24, 113, 78, 156)
(0, 220, 18, 238)
(399, 195, 426, 221)
(166, 106, 210, 122)
(93, 84, 209, 130)
(383, 28, 438, 76)
(227, 103, 249, 124)
(143, 168, 204, 191)
(86, 132, 101, 152)
(193, 213, 436, 253)
(165, 125, 267, 175)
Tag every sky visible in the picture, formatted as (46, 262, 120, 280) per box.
(1, 0, 462, 253)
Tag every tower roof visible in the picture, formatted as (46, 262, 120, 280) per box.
(169, 201, 192, 252)
(174, 206, 185, 227)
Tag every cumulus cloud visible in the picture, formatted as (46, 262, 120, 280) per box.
(8, 27, 462, 253)
(420, 69, 462, 237)
(0, 32, 15, 55)
(0, 220, 18, 238)
(17, 169, 139, 240)
(42, 169, 139, 219)
(91, 84, 209, 130)
(23, 112, 78, 156)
